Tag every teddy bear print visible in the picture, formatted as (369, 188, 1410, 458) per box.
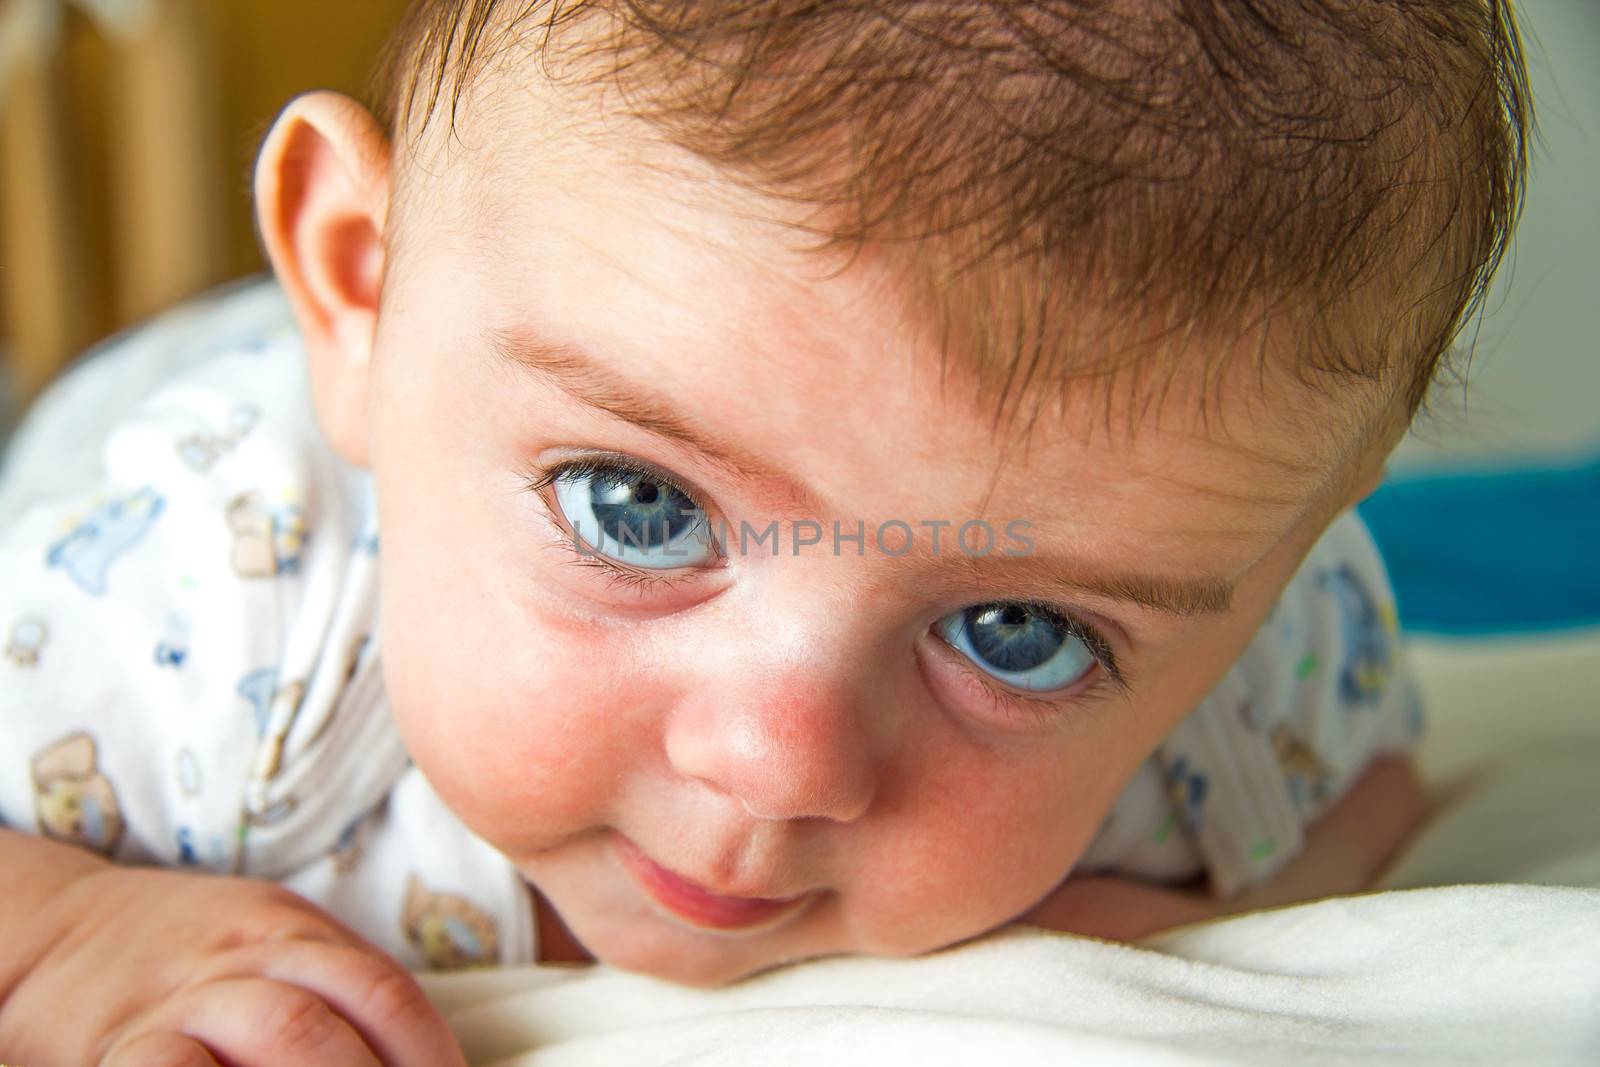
(235, 668, 307, 781)
(4, 616, 48, 667)
(176, 403, 259, 471)
(401, 874, 500, 970)
(1233, 696, 1266, 733)
(30, 731, 125, 857)
(1163, 755, 1208, 836)
(327, 816, 366, 876)
(1316, 563, 1394, 708)
(46, 488, 166, 595)
(226, 491, 308, 578)
(1270, 724, 1334, 816)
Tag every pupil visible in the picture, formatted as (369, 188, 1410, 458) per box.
(590, 470, 697, 549)
(967, 603, 1063, 674)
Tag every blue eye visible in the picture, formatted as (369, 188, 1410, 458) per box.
(935, 602, 1098, 693)
(551, 459, 716, 570)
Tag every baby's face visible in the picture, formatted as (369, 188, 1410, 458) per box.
(358, 88, 1374, 987)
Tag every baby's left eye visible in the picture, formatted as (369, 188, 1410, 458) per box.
(550, 460, 716, 570)
(935, 602, 1097, 693)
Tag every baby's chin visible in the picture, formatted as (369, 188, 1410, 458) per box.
(519, 832, 1033, 987)
(565, 889, 845, 989)
(564, 886, 1025, 990)
(607, 936, 835, 989)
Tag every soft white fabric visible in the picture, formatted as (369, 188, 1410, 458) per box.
(424, 887, 1600, 1067)
(417, 627, 1600, 1066)
(1376, 628, 1600, 893)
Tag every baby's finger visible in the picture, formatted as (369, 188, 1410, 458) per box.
(102, 1030, 223, 1067)
(138, 975, 386, 1067)
(247, 939, 468, 1067)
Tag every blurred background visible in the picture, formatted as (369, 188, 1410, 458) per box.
(0, 0, 405, 414)
(0, 0, 1594, 631)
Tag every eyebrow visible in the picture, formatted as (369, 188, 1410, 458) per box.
(942, 550, 1236, 618)
(488, 326, 827, 515)
(488, 326, 1237, 618)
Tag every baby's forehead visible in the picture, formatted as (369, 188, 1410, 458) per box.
(401, 41, 1384, 506)
(463, 185, 1363, 514)
(378, 0, 1523, 512)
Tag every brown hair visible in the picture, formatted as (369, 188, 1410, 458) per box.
(363, 1, 1532, 462)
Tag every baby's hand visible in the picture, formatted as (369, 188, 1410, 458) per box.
(0, 862, 467, 1067)
(1017, 872, 1222, 943)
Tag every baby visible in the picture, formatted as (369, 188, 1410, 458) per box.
(0, 1, 1530, 1063)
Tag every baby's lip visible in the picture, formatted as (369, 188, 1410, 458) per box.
(614, 834, 816, 932)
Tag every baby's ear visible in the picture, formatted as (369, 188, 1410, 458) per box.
(252, 91, 391, 468)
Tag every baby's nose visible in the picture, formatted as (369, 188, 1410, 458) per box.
(663, 677, 878, 824)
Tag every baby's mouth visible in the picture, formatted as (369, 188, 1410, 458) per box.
(613, 833, 817, 932)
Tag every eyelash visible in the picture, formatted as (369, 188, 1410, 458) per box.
(522, 453, 725, 587)
(957, 600, 1129, 728)
(981, 681, 1102, 730)
(520, 455, 1132, 723)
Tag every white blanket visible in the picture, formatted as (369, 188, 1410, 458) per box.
(419, 628, 1600, 1066)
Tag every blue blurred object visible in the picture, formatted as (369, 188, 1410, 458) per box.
(1357, 450, 1600, 635)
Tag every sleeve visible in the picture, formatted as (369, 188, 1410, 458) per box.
(1149, 506, 1428, 899)
(276, 764, 540, 971)
(0, 283, 399, 881)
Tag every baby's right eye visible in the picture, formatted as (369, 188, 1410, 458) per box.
(549, 457, 718, 570)
(935, 602, 1099, 695)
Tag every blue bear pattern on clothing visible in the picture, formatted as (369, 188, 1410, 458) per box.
(237, 668, 279, 736)
(1163, 755, 1208, 836)
(402, 874, 501, 970)
(30, 731, 126, 857)
(1316, 562, 1394, 708)
(45, 488, 166, 595)
(225, 490, 309, 578)
(176, 403, 259, 472)
(153, 611, 191, 668)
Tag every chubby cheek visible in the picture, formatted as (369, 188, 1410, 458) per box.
(373, 464, 637, 860)
(837, 741, 1117, 956)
